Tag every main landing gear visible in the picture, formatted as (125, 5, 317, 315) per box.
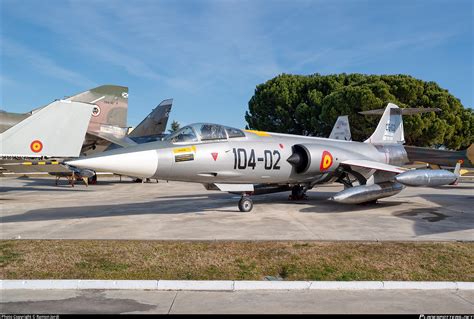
(288, 185, 308, 200)
(238, 195, 253, 212)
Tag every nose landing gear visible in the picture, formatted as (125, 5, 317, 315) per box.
(238, 196, 253, 212)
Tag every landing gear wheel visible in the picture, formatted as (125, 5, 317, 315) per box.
(238, 197, 253, 212)
(289, 185, 307, 200)
(88, 174, 97, 185)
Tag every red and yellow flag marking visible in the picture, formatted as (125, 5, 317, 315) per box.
(320, 150, 333, 171)
(30, 140, 43, 153)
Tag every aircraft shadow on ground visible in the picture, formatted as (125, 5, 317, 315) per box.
(1, 193, 241, 223)
(0, 177, 139, 193)
(391, 193, 474, 237)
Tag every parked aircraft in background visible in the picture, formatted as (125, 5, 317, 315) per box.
(404, 144, 473, 170)
(0, 86, 174, 185)
(0, 85, 129, 155)
(67, 103, 461, 211)
(0, 100, 93, 158)
(105, 99, 173, 150)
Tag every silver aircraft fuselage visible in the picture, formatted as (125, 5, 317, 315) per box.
(67, 123, 408, 186)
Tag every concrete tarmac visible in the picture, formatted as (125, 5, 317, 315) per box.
(1, 177, 473, 241)
(1, 289, 473, 313)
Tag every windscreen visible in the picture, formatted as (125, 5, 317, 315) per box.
(198, 124, 227, 141)
(165, 126, 198, 143)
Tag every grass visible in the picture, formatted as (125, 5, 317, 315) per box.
(1, 240, 473, 281)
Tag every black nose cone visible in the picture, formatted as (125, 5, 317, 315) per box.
(287, 152, 302, 166)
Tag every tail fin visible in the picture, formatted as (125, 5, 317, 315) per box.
(128, 99, 173, 138)
(329, 115, 351, 141)
(363, 103, 404, 144)
(454, 161, 461, 177)
(450, 161, 462, 185)
(0, 100, 93, 158)
(66, 85, 129, 131)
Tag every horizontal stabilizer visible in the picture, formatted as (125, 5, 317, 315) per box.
(0, 100, 93, 158)
(359, 107, 441, 115)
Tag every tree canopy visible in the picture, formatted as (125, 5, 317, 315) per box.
(245, 74, 473, 150)
(168, 120, 181, 133)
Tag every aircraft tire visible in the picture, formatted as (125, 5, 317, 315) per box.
(238, 197, 253, 212)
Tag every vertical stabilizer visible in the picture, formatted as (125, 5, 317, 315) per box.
(329, 115, 351, 141)
(364, 103, 404, 144)
(128, 99, 173, 137)
(67, 85, 129, 132)
(0, 100, 93, 157)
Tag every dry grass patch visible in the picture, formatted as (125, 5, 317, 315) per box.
(1, 240, 472, 281)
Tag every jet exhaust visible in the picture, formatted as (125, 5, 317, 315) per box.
(330, 182, 405, 204)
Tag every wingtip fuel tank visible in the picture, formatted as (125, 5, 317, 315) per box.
(394, 169, 458, 187)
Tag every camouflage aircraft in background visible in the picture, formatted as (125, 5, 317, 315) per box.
(67, 103, 461, 211)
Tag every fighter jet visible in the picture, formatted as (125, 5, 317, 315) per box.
(67, 103, 461, 211)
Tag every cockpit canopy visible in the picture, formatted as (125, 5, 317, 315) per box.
(165, 123, 245, 144)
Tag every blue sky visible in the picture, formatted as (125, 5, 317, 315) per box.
(1, 0, 472, 129)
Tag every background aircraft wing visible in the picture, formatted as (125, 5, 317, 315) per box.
(1, 160, 70, 173)
(87, 125, 137, 148)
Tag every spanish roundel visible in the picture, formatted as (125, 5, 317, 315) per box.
(30, 140, 43, 153)
(320, 150, 333, 171)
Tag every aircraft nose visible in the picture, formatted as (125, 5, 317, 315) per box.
(66, 149, 159, 178)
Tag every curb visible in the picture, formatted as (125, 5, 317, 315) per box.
(1, 280, 473, 291)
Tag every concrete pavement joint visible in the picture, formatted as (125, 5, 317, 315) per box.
(167, 291, 178, 314)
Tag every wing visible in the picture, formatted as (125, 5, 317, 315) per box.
(341, 159, 406, 173)
(88, 125, 138, 148)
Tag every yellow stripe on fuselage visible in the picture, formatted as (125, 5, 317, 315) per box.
(173, 146, 197, 154)
(244, 130, 271, 137)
